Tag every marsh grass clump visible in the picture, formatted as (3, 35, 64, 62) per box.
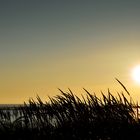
(0, 79, 140, 140)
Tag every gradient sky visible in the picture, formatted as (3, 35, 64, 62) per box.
(1, 0, 140, 103)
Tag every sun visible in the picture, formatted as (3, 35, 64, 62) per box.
(132, 65, 140, 84)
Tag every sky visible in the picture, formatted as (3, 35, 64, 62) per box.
(1, 0, 140, 103)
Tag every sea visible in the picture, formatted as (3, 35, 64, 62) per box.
(0, 104, 25, 122)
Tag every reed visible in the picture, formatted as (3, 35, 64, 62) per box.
(0, 80, 140, 139)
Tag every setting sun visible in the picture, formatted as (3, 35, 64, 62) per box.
(132, 65, 140, 84)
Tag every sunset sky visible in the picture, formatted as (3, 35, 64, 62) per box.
(1, 0, 140, 103)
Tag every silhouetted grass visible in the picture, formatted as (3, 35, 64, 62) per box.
(0, 79, 140, 140)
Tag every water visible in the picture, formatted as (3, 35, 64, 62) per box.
(0, 104, 23, 108)
(0, 104, 24, 122)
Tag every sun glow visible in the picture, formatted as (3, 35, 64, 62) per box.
(132, 65, 140, 84)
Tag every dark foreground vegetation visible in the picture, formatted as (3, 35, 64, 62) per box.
(0, 80, 140, 140)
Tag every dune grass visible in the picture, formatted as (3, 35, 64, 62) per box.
(0, 79, 140, 140)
